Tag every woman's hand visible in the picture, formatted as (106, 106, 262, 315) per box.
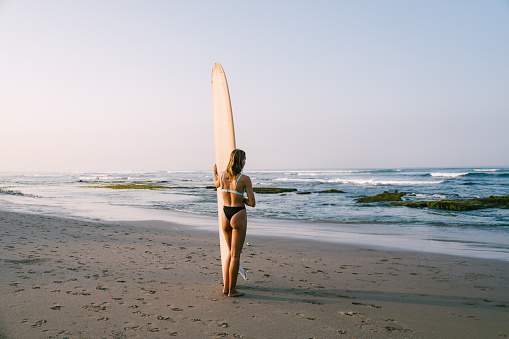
(213, 164, 220, 188)
(243, 176, 256, 207)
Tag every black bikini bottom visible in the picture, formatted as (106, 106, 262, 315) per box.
(223, 206, 246, 221)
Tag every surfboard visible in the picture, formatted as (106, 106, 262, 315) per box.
(211, 63, 246, 282)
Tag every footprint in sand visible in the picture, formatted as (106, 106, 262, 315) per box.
(22, 319, 47, 328)
(66, 289, 91, 296)
(83, 302, 109, 311)
(385, 325, 405, 332)
(446, 311, 480, 321)
(473, 285, 493, 291)
(352, 302, 382, 309)
(339, 311, 366, 318)
(124, 325, 143, 331)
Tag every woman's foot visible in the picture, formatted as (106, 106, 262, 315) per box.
(228, 290, 244, 297)
(222, 289, 229, 295)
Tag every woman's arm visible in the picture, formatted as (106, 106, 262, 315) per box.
(213, 164, 220, 188)
(243, 176, 256, 207)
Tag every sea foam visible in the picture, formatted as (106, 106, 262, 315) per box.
(430, 172, 468, 178)
(274, 178, 443, 186)
(474, 169, 500, 172)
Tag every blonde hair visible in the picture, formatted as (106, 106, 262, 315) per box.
(226, 149, 245, 182)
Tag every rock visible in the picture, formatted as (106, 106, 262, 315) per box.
(392, 195, 509, 211)
(357, 191, 407, 203)
(318, 189, 345, 194)
(86, 184, 198, 190)
(252, 187, 297, 194)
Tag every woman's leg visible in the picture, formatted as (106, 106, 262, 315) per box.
(221, 212, 232, 294)
(228, 210, 247, 297)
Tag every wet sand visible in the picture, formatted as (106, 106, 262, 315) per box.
(1, 210, 508, 338)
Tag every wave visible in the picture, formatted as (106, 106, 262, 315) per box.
(296, 170, 360, 176)
(474, 169, 500, 172)
(21, 173, 66, 177)
(411, 193, 447, 200)
(0, 188, 39, 198)
(274, 178, 444, 186)
(430, 172, 469, 178)
(78, 176, 125, 181)
(166, 170, 200, 174)
(248, 169, 401, 175)
(339, 179, 444, 186)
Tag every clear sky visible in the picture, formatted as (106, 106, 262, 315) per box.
(1, 1, 508, 172)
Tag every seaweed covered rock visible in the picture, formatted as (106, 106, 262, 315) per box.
(205, 186, 298, 194)
(392, 200, 482, 211)
(87, 184, 197, 190)
(294, 189, 345, 195)
(391, 201, 429, 208)
(357, 190, 407, 203)
(392, 195, 509, 211)
(428, 200, 484, 211)
(99, 184, 169, 190)
(483, 195, 509, 208)
(252, 187, 298, 194)
(318, 189, 345, 194)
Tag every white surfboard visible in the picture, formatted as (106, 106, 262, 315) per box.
(211, 63, 246, 281)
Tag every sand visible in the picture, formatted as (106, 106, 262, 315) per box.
(0, 210, 508, 338)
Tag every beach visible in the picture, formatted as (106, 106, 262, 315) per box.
(1, 210, 508, 338)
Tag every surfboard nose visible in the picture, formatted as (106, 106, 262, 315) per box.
(212, 63, 224, 76)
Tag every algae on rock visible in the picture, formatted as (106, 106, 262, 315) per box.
(252, 187, 298, 194)
(357, 191, 407, 203)
(206, 186, 298, 194)
(318, 189, 345, 194)
(392, 195, 509, 211)
(85, 184, 197, 190)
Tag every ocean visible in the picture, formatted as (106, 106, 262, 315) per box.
(1, 168, 508, 261)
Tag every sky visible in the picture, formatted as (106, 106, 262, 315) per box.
(1, 0, 508, 172)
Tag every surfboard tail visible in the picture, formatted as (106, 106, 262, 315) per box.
(239, 266, 247, 281)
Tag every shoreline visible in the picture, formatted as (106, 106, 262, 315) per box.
(1, 210, 508, 338)
(4, 200, 508, 262)
(1, 166, 509, 264)
(123, 212, 509, 263)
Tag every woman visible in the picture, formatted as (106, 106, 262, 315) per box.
(213, 149, 256, 297)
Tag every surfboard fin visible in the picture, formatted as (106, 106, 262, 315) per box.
(239, 266, 247, 281)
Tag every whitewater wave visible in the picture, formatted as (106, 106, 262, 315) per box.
(247, 169, 400, 176)
(411, 193, 448, 200)
(474, 169, 500, 172)
(274, 178, 443, 186)
(430, 172, 469, 178)
(0, 188, 39, 198)
(339, 179, 444, 186)
(296, 170, 360, 176)
(78, 176, 125, 181)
